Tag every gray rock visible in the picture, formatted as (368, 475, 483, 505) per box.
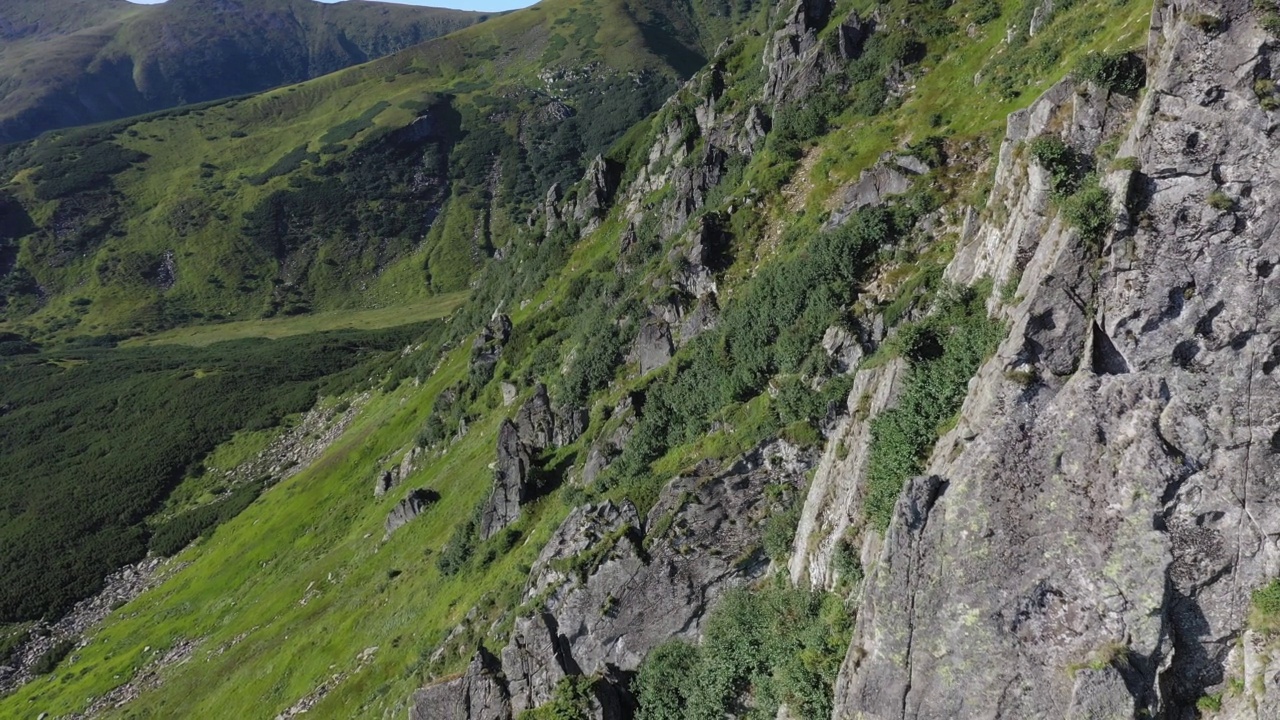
(574, 155, 621, 232)
(543, 183, 564, 236)
(500, 382, 517, 407)
(373, 468, 399, 498)
(836, 11, 870, 61)
(635, 319, 674, 374)
(479, 420, 533, 540)
(678, 294, 719, 345)
(409, 648, 510, 720)
(832, 5, 1280, 718)
(762, 0, 833, 106)
(500, 441, 815, 712)
(821, 325, 863, 373)
(1065, 667, 1134, 720)
(516, 384, 555, 449)
(384, 488, 437, 537)
(553, 406, 587, 448)
(472, 315, 513, 368)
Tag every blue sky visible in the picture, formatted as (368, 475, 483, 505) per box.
(126, 0, 538, 11)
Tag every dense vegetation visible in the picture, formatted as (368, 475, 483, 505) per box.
(0, 322, 441, 621)
(634, 584, 851, 720)
(862, 285, 1004, 529)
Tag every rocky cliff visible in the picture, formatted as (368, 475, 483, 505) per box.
(804, 0, 1280, 717)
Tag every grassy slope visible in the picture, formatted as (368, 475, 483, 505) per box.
(0, 0, 706, 342)
(130, 291, 467, 346)
(0, 0, 1154, 716)
(0, 0, 487, 143)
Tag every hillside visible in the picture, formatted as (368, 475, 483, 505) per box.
(5, 0, 1280, 717)
(0, 0, 488, 144)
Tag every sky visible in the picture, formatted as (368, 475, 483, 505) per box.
(126, 0, 538, 11)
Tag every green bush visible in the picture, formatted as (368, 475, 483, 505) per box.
(1206, 190, 1234, 211)
(1075, 51, 1145, 95)
(634, 584, 851, 720)
(864, 286, 1004, 530)
(1251, 578, 1280, 632)
(519, 676, 597, 720)
(1029, 136, 1080, 195)
(1061, 174, 1112, 247)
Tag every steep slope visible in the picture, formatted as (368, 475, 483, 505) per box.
(0, 0, 488, 144)
(14, 0, 1280, 718)
(814, 0, 1280, 717)
(0, 0, 739, 342)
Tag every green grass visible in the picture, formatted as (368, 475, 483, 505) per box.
(0, 342, 575, 718)
(128, 292, 467, 347)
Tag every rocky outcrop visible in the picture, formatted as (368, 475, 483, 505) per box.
(414, 441, 814, 717)
(828, 2, 1280, 717)
(826, 153, 929, 229)
(410, 649, 510, 720)
(573, 155, 621, 233)
(516, 384, 555, 449)
(479, 420, 534, 539)
(821, 324, 864, 373)
(502, 441, 814, 714)
(472, 314, 513, 369)
(374, 468, 400, 497)
(515, 383, 586, 450)
(384, 489, 438, 537)
(677, 294, 719, 345)
(633, 319, 674, 374)
(762, 0, 833, 106)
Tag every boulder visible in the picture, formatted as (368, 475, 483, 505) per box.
(515, 384, 555, 449)
(373, 468, 399, 498)
(479, 420, 534, 539)
(409, 648, 510, 720)
(821, 324, 863, 373)
(384, 488, 438, 537)
(634, 320, 674, 374)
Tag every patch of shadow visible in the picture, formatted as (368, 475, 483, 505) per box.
(1194, 301, 1225, 339)
(1172, 339, 1200, 369)
(1092, 323, 1130, 375)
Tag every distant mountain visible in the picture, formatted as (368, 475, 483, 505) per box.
(0, 0, 488, 143)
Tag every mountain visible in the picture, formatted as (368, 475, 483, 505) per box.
(0, 0, 489, 144)
(5, 0, 1280, 717)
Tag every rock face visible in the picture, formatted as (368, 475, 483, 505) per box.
(472, 315, 513, 369)
(574, 155, 621, 232)
(762, 0, 833, 106)
(634, 319, 674, 374)
(414, 441, 814, 718)
(822, 3, 1280, 718)
(409, 649, 510, 720)
(479, 420, 534, 539)
(384, 489, 437, 537)
(516, 384, 555, 449)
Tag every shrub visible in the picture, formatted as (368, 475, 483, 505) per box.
(634, 585, 851, 720)
(1206, 190, 1234, 211)
(1075, 51, 1146, 95)
(864, 286, 1004, 530)
(519, 675, 596, 719)
(1029, 136, 1080, 195)
(1196, 693, 1223, 712)
(763, 504, 801, 563)
(1061, 174, 1113, 247)
(1251, 578, 1280, 632)
(1190, 13, 1224, 32)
